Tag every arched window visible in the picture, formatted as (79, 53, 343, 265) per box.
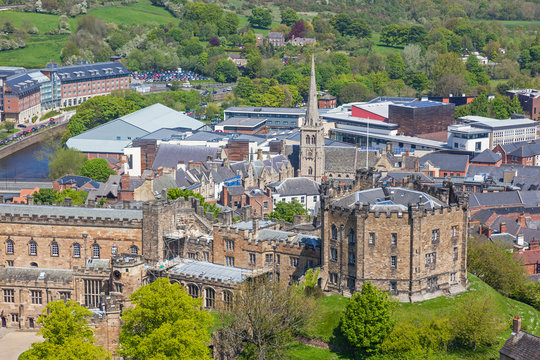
(311, 135, 316, 145)
(6, 239, 14, 255)
(92, 244, 100, 259)
(30, 262, 38, 267)
(29, 241, 37, 256)
(349, 230, 356, 244)
(331, 225, 338, 240)
(305, 135, 310, 145)
(308, 167, 313, 175)
(223, 290, 233, 310)
(73, 243, 81, 258)
(130, 245, 138, 255)
(187, 284, 199, 298)
(51, 242, 59, 257)
(205, 288, 215, 308)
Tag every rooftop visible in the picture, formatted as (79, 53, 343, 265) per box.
(0, 267, 73, 283)
(225, 106, 305, 115)
(331, 187, 446, 211)
(458, 115, 537, 129)
(0, 203, 142, 221)
(216, 117, 267, 129)
(267, 177, 320, 196)
(167, 258, 253, 283)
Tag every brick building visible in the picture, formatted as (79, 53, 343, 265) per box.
(506, 89, 540, 121)
(389, 101, 455, 136)
(2, 72, 42, 123)
(320, 177, 468, 301)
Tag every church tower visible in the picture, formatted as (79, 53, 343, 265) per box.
(299, 55, 325, 182)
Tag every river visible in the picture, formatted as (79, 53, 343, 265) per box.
(0, 141, 53, 181)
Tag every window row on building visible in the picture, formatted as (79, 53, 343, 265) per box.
(3, 288, 71, 305)
(5, 239, 138, 258)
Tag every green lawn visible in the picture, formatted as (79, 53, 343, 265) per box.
(289, 274, 540, 359)
(0, 0, 176, 68)
(85, 0, 176, 26)
(372, 32, 402, 55)
(472, 19, 540, 29)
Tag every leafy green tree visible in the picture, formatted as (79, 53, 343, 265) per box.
(57, 188, 88, 206)
(339, 83, 376, 104)
(217, 12, 239, 36)
(468, 236, 528, 297)
(79, 158, 115, 182)
(48, 148, 88, 180)
(386, 53, 405, 79)
(340, 282, 396, 355)
(281, 8, 299, 26)
(33, 188, 60, 204)
(333, 53, 351, 74)
(248, 8, 272, 29)
(409, 73, 430, 92)
(451, 294, 503, 350)
(214, 59, 239, 83)
(19, 300, 110, 360)
(268, 199, 308, 223)
(330, 14, 351, 35)
(278, 68, 303, 85)
(119, 278, 212, 360)
(431, 52, 466, 82)
(348, 19, 371, 38)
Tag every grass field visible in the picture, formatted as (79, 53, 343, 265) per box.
(0, 0, 176, 68)
(288, 274, 540, 359)
(472, 19, 540, 29)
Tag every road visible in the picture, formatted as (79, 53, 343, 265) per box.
(0, 328, 43, 360)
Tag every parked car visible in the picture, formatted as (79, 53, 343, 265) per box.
(17, 124, 27, 129)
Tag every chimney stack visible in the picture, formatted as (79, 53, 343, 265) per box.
(500, 222, 507, 233)
(257, 148, 263, 160)
(512, 315, 521, 334)
(121, 174, 130, 191)
(517, 233, 524, 246)
(64, 197, 72, 207)
(27, 195, 34, 205)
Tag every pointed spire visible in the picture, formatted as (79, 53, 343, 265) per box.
(304, 54, 319, 127)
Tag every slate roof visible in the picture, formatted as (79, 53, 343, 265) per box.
(168, 258, 252, 283)
(54, 61, 127, 83)
(55, 175, 100, 189)
(152, 144, 218, 170)
(225, 185, 244, 196)
(138, 128, 188, 141)
(420, 153, 469, 172)
(467, 165, 540, 191)
(0, 267, 73, 282)
(153, 174, 178, 194)
(507, 142, 540, 158)
(267, 177, 320, 196)
(331, 187, 445, 210)
(352, 102, 392, 118)
(5, 72, 41, 94)
(255, 229, 321, 247)
(325, 147, 378, 173)
(471, 149, 502, 164)
(225, 106, 305, 115)
(500, 330, 540, 360)
(0, 203, 142, 220)
(384, 171, 434, 183)
(217, 117, 266, 129)
(469, 192, 523, 208)
(459, 115, 537, 130)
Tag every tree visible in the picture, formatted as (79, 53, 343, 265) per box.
(340, 282, 396, 355)
(79, 158, 115, 182)
(119, 278, 212, 360)
(287, 20, 305, 40)
(431, 52, 466, 82)
(348, 19, 371, 38)
(330, 14, 351, 35)
(409, 73, 430, 92)
(214, 60, 239, 83)
(433, 73, 467, 96)
(33, 188, 60, 204)
(451, 294, 503, 350)
(268, 199, 308, 223)
(213, 278, 313, 360)
(468, 236, 528, 297)
(48, 148, 88, 180)
(339, 83, 376, 104)
(281, 8, 299, 26)
(209, 36, 220, 47)
(217, 12, 239, 36)
(19, 301, 110, 360)
(248, 8, 272, 29)
(386, 53, 405, 79)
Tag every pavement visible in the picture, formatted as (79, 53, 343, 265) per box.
(0, 328, 43, 360)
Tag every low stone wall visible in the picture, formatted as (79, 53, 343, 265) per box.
(0, 122, 67, 160)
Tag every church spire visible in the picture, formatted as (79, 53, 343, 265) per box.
(304, 54, 319, 127)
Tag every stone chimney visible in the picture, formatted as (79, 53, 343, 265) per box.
(500, 222, 506, 233)
(64, 197, 72, 207)
(222, 186, 229, 206)
(252, 218, 259, 235)
(27, 195, 34, 205)
(242, 205, 252, 221)
(123, 200, 130, 209)
(87, 199, 95, 208)
(257, 148, 263, 160)
(517, 213, 527, 227)
(512, 315, 521, 334)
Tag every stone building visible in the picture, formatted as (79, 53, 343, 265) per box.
(299, 55, 325, 182)
(320, 177, 468, 302)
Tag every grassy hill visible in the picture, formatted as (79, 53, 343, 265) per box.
(0, 0, 177, 68)
(288, 274, 540, 359)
